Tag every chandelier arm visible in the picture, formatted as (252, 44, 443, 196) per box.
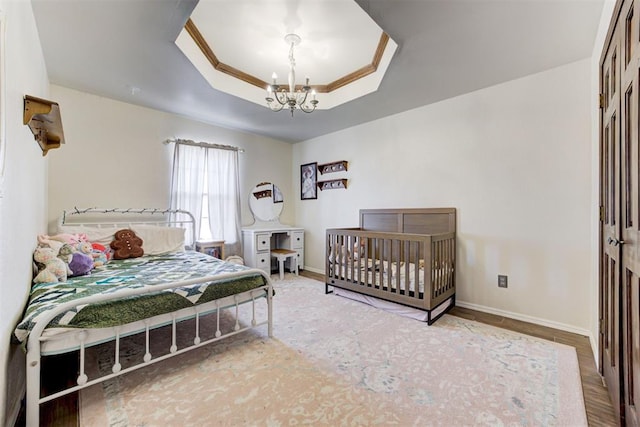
(299, 104, 317, 113)
(267, 101, 285, 112)
(270, 88, 287, 106)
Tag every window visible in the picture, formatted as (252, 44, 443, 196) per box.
(169, 141, 241, 254)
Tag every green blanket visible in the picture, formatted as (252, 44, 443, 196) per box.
(14, 251, 267, 343)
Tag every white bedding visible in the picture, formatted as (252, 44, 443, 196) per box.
(329, 259, 453, 294)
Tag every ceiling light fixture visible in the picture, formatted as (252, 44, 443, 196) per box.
(265, 34, 318, 116)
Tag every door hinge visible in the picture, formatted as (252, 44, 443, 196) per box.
(599, 93, 605, 109)
(600, 205, 605, 222)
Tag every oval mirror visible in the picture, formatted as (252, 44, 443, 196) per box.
(249, 182, 283, 222)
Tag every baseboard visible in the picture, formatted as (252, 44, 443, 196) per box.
(303, 266, 324, 275)
(456, 300, 591, 337)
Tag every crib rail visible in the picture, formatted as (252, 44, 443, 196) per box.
(325, 228, 455, 312)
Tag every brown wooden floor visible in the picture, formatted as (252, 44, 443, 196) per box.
(17, 271, 618, 427)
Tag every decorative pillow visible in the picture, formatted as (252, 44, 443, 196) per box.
(57, 225, 122, 247)
(58, 224, 185, 255)
(110, 229, 144, 260)
(130, 225, 185, 255)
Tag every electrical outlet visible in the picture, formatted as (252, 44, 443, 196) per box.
(498, 275, 508, 288)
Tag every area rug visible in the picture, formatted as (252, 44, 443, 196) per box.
(79, 275, 587, 426)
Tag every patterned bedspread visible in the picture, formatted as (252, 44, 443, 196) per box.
(14, 251, 268, 343)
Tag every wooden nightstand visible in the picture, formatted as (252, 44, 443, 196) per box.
(195, 240, 225, 260)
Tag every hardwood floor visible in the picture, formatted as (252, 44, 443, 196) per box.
(18, 271, 617, 426)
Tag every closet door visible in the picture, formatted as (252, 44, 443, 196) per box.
(601, 12, 623, 423)
(621, 1, 640, 425)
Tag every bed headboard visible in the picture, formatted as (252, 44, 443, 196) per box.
(359, 208, 456, 234)
(60, 208, 197, 249)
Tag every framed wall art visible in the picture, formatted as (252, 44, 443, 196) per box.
(300, 162, 317, 200)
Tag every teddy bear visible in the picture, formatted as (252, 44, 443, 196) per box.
(33, 246, 69, 284)
(110, 229, 144, 259)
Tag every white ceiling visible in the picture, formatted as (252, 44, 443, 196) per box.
(177, 0, 398, 109)
(31, 0, 605, 143)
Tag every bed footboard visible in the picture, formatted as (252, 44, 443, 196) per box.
(325, 228, 455, 321)
(24, 269, 272, 427)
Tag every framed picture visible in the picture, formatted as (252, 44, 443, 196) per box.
(195, 240, 225, 260)
(301, 162, 318, 200)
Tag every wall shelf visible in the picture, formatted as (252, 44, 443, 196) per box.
(23, 95, 65, 156)
(317, 179, 348, 191)
(318, 160, 348, 174)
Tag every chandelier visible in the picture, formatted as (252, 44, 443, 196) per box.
(265, 34, 318, 116)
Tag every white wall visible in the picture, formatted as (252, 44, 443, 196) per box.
(0, 1, 50, 424)
(294, 59, 592, 334)
(47, 86, 294, 237)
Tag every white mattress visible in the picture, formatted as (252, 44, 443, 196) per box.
(330, 260, 453, 294)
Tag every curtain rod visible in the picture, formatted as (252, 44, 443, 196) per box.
(163, 138, 245, 152)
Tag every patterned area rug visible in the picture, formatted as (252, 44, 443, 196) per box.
(79, 275, 587, 426)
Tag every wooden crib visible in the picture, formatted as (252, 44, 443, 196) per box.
(325, 208, 456, 324)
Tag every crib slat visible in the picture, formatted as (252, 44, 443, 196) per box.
(415, 241, 421, 299)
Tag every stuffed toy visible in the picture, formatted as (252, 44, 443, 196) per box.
(75, 241, 94, 256)
(57, 243, 75, 264)
(90, 243, 110, 268)
(49, 233, 89, 246)
(33, 246, 68, 284)
(68, 252, 94, 276)
(37, 234, 64, 254)
(110, 229, 144, 260)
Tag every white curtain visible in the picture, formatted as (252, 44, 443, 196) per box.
(169, 142, 242, 256)
(206, 148, 241, 255)
(170, 144, 206, 247)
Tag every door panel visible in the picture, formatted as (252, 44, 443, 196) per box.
(602, 1, 640, 425)
(621, 0, 640, 424)
(601, 17, 623, 424)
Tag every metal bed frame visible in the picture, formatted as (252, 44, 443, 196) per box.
(24, 208, 273, 426)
